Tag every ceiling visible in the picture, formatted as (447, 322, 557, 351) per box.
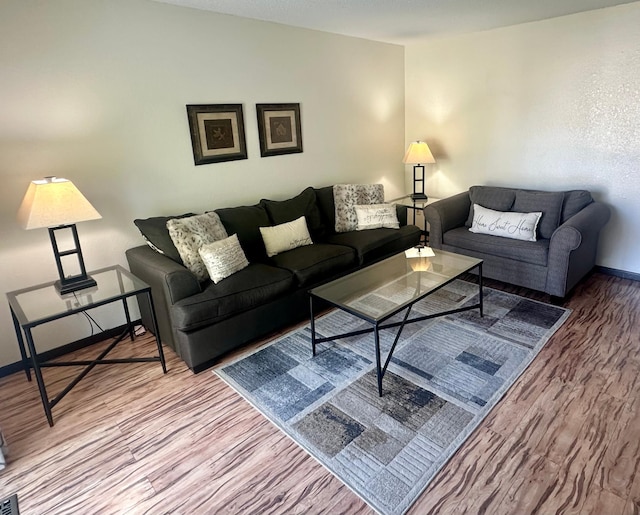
(152, 0, 638, 44)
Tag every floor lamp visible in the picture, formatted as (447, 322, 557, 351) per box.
(17, 177, 102, 295)
(403, 141, 435, 201)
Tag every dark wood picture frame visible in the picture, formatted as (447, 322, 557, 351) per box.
(186, 104, 247, 165)
(256, 103, 303, 157)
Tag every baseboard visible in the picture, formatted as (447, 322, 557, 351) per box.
(0, 321, 141, 380)
(595, 266, 640, 282)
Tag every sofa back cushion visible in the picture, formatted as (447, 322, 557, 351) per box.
(215, 204, 271, 263)
(261, 186, 326, 239)
(466, 186, 516, 227)
(134, 213, 195, 264)
(561, 190, 593, 223)
(512, 190, 564, 239)
(314, 186, 336, 234)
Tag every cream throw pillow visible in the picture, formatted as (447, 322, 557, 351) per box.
(354, 204, 399, 230)
(167, 212, 228, 281)
(198, 234, 249, 284)
(260, 216, 313, 257)
(469, 204, 542, 242)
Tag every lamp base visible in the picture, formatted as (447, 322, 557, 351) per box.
(411, 193, 428, 201)
(55, 275, 97, 295)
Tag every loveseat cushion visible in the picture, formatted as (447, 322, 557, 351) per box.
(215, 204, 271, 263)
(561, 190, 593, 223)
(444, 227, 549, 266)
(512, 190, 564, 239)
(171, 263, 294, 331)
(268, 243, 357, 287)
(465, 186, 516, 227)
(323, 225, 422, 265)
(261, 186, 326, 239)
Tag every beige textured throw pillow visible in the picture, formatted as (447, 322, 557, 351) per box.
(260, 216, 313, 257)
(469, 204, 542, 242)
(198, 234, 249, 284)
(167, 212, 228, 281)
(354, 204, 399, 230)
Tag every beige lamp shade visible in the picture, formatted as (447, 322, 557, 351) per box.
(402, 141, 435, 165)
(17, 177, 101, 230)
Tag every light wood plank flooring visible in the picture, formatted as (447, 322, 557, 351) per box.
(1, 271, 639, 514)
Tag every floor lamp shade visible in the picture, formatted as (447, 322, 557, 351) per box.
(403, 141, 435, 201)
(17, 177, 102, 294)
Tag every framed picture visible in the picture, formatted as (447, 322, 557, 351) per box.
(256, 103, 303, 157)
(186, 104, 247, 165)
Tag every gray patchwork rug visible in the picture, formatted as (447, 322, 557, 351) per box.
(215, 280, 570, 515)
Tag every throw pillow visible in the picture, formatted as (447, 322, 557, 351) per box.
(261, 186, 325, 238)
(469, 204, 542, 242)
(354, 204, 400, 230)
(333, 184, 385, 233)
(198, 234, 249, 284)
(512, 190, 564, 239)
(259, 216, 313, 257)
(465, 186, 516, 227)
(167, 212, 228, 281)
(133, 213, 195, 264)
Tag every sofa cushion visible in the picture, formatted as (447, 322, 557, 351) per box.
(268, 243, 357, 287)
(133, 213, 195, 264)
(261, 186, 325, 239)
(466, 186, 516, 227)
(355, 204, 400, 230)
(167, 212, 229, 281)
(444, 227, 549, 266)
(260, 216, 313, 257)
(512, 190, 564, 239)
(199, 234, 249, 284)
(171, 263, 295, 331)
(323, 225, 422, 265)
(215, 204, 271, 263)
(333, 184, 385, 233)
(561, 190, 593, 223)
(314, 186, 336, 234)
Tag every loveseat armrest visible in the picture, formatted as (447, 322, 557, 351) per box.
(546, 201, 611, 296)
(424, 192, 471, 248)
(126, 245, 202, 353)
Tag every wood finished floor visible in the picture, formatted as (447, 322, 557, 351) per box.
(1, 271, 639, 514)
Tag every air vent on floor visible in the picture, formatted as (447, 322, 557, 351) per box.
(0, 494, 19, 515)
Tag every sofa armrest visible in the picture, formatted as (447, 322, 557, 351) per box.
(395, 204, 409, 227)
(423, 192, 471, 248)
(546, 201, 611, 296)
(126, 245, 202, 353)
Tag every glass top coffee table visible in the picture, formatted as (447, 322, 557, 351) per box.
(308, 248, 483, 396)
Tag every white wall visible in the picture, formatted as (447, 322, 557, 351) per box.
(405, 3, 640, 274)
(0, 0, 405, 367)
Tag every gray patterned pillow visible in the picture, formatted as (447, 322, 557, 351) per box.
(333, 184, 385, 233)
(198, 234, 249, 284)
(167, 212, 228, 281)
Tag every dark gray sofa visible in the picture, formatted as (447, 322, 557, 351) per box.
(126, 185, 421, 372)
(424, 185, 610, 297)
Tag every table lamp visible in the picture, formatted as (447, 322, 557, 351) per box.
(17, 177, 102, 294)
(403, 141, 435, 201)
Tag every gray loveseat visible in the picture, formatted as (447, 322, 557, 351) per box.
(424, 185, 610, 297)
(126, 185, 421, 372)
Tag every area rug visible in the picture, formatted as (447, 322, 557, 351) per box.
(215, 280, 570, 515)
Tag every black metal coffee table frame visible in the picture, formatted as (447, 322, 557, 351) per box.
(309, 256, 483, 397)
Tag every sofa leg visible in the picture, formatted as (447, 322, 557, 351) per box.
(549, 295, 565, 306)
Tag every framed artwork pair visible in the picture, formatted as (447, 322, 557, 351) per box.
(186, 103, 302, 165)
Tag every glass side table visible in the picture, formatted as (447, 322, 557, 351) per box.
(392, 195, 441, 243)
(6, 265, 167, 426)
